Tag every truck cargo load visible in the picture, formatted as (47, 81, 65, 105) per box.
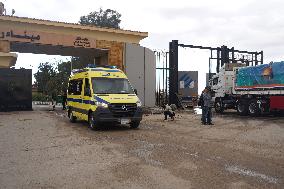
(235, 61, 284, 90)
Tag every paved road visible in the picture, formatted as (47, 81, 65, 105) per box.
(0, 107, 283, 188)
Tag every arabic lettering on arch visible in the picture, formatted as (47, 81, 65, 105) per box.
(73, 36, 91, 48)
(0, 30, 41, 42)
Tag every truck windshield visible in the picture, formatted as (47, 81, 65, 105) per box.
(92, 77, 134, 94)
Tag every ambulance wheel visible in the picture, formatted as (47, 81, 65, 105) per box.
(88, 112, 98, 130)
(130, 121, 140, 129)
(248, 100, 260, 116)
(237, 100, 248, 116)
(68, 109, 76, 123)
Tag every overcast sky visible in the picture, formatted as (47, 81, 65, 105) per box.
(3, 0, 284, 92)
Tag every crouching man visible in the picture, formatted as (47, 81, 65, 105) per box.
(164, 104, 175, 120)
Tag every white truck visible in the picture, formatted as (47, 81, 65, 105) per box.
(209, 62, 284, 116)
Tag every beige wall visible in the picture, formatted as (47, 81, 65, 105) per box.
(0, 52, 17, 68)
(96, 40, 124, 70)
(0, 40, 10, 52)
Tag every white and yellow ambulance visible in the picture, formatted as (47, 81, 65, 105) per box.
(67, 65, 142, 130)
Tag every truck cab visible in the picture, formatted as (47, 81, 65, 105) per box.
(210, 63, 246, 113)
(67, 65, 143, 130)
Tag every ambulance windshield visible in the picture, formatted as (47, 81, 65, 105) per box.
(92, 78, 134, 94)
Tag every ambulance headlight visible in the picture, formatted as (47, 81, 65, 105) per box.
(95, 101, 108, 108)
(136, 100, 142, 107)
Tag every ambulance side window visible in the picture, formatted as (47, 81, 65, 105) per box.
(68, 81, 74, 95)
(68, 79, 82, 95)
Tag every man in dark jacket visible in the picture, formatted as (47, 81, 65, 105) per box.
(62, 92, 67, 110)
(201, 87, 214, 125)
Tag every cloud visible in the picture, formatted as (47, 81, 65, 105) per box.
(147, 0, 284, 61)
(3, 0, 284, 91)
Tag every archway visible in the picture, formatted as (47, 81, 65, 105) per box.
(0, 16, 156, 110)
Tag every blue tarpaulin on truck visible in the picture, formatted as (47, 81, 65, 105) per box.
(235, 61, 284, 90)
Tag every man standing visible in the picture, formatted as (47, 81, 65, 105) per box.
(202, 87, 214, 125)
(62, 91, 67, 110)
(199, 90, 205, 124)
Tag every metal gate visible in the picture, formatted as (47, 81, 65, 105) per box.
(155, 41, 264, 107)
(155, 51, 169, 106)
(168, 40, 264, 105)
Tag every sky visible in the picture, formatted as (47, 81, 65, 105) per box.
(2, 0, 284, 93)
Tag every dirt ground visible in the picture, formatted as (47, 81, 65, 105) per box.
(0, 106, 283, 189)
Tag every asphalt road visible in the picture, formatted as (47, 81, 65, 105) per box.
(0, 107, 283, 189)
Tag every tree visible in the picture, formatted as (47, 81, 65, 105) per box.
(56, 61, 72, 93)
(34, 62, 57, 96)
(34, 61, 71, 98)
(79, 8, 121, 29)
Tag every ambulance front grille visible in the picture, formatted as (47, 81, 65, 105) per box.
(108, 103, 137, 117)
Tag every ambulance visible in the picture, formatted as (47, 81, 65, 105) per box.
(67, 65, 143, 130)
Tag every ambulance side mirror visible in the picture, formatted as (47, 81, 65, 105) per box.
(134, 89, 138, 95)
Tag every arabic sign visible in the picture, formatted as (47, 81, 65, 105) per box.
(73, 37, 91, 48)
(0, 28, 96, 49)
(1, 30, 40, 42)
(178, 71, 198, 96)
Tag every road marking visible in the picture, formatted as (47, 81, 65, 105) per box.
(225, 165, 278, 184)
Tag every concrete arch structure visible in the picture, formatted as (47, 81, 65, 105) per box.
(0, 16, 155, 107)
(0, 15, 148, 68)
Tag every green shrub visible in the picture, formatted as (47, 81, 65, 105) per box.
(32, 93, 50, 101)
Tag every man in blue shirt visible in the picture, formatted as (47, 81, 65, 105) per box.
(201, 87, 214, 125)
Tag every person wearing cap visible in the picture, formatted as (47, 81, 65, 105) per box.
(201, 87, 214, 125)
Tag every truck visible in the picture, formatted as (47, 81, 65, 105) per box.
(209, 61, 284, 116)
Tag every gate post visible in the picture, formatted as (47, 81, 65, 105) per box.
(169, 40, 179, 105)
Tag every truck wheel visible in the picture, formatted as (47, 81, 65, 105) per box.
(130, 121, 140, 129)
(88, 112, 98, 130)
(237, 101, 248, 116)
(68, 109, 76, 123)
(248, 100, 260, 116)
(215, 99, 224, 113)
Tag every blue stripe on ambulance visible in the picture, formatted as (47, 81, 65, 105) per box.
(90, 69, 121, 72)
(94, 96, 109, 104)
(67, 96, 109, 105)
(67, 98, 82, 103)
